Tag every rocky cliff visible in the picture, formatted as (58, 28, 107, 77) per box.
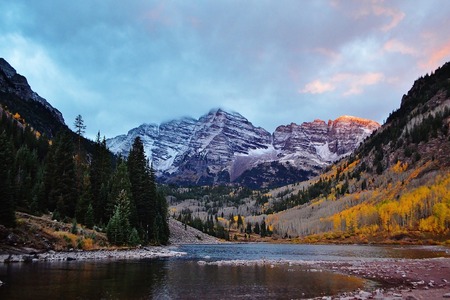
(0, 58, 65, 137)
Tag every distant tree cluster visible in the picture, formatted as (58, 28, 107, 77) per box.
(0, 111, 169, 245)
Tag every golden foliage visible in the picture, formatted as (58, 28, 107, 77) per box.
(324, 172, 450, 237)
(391, 160, 408, 173)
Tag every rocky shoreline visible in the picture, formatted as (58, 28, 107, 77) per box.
(0, 246, 186, 263)
(316, 257, 450, 299)
(196, 257, 450, 299)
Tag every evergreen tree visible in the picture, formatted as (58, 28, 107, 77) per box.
(44, 131, 78, 219)
(155, 191, 170, 244)
(254, 222, 260, 235)
(127, 137, 153, 242)
(73, 114, 86, 157)
(85, 203, 95, 229)
(245, 222, 252, 234)
(106, 190, 137, 246)
(14, 145, 39, 211)
(107, 161, 134, 223)
(90, 132, 112, 224)
(237, 214, 243, 228)
(0, 131, 16, 227)
(261, 219, 267, 237)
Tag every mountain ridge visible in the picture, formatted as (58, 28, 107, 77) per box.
(107, 108, 379, 188)
(0, 58, 66, 137)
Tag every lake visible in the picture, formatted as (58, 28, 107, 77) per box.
(0, 244, 448, 299)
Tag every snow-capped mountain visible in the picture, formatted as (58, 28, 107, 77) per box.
(107, 109, 380, 187)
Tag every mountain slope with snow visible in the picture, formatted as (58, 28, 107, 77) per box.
(107, 109, 380, 188)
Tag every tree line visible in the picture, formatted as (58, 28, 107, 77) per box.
(0, 111, 169, 245)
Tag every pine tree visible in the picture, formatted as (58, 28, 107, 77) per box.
(45, 131, 78, 219)
(261, 219, 267, 237)
(73, 114, 86, 158)
(14, 145, 39, 210)
(245, 222, 252, 234)
(106, 190, 138, 246)
(126, 137, 169, 244)
(254, 222, 260, 235)
(0, 131, 16, 227)
(127, 137, 153, 242)
(85, 203, 95, 229)
(90, 132, 112, 224)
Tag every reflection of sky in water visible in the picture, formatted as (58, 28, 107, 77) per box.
(177, 244, 450, 262)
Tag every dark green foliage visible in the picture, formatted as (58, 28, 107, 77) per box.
(44, 131, 78, 219)
(13, 145, 39, 210)
(84, 204, 94, 229)
(106, 190, 135, 246)
(260, 219, 267, 237)
(245, 222, 252, 234)
(253, 222, 260, 234)
(71, 219, 78, 234)
(126, 137, 169, 245)
(90, 132, 112, 224)
(235, 161, 316, 189)
(0, 131, 16, 227)
(271, 177, 333, 213)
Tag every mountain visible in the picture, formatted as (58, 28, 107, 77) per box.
(260, 62, 450, 242)
(107, 109, 379, 188)
(0, 58, 65, 137)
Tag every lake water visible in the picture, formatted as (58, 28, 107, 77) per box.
(0, 244, 448, 299)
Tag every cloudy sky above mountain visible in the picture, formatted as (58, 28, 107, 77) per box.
(1, 0, 450, 139)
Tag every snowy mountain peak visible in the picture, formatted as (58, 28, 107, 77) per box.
(107, 110, 380, 187)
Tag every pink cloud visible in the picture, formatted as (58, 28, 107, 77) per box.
(343, 72, 384, 95)
(300, 72, 384, 96)
(383, 39, 417, 55)
(333, 0, 405, 32)
(300, 80, 335, 94)
(420, 40, 450, 71)
(372, 4, 405, 32)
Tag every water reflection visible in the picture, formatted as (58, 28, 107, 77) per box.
(0, 244, 447, 299)
(159, 261, 365, 299)
(178, 243, 450, 262)
(0, 260, 169, 299)
(0, 258, 365, 299)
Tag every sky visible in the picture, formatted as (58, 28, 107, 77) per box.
(1, 1, 450, 140)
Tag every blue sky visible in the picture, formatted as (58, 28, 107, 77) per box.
(1, 0, 450, 139)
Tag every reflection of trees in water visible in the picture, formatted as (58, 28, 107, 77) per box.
(0, 257, 367, 299)
(0, 260, 169, 299)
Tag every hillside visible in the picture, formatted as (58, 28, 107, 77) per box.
(167, 62, 450, 245)
(262, 62, 450, 243)
(0, 212, 220, 255)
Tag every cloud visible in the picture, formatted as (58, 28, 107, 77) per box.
(383, 39, 417, 56)
(333, 0, 405, 32)
(300, 72, 384, 96)
(300, 80, 336, 94)
(1, 0, 450, 138)
(419, 40, 450, 71)
(372, 4, 405, 32)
